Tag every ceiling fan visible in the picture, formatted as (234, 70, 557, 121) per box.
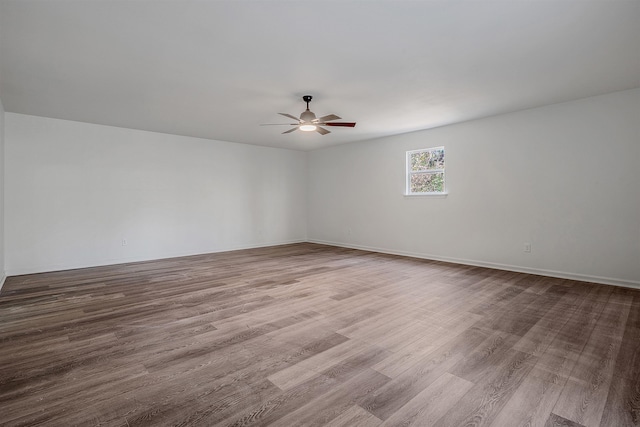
(262, 95, 356, 135)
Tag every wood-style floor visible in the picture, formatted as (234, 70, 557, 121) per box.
(0, 243, 638, 427)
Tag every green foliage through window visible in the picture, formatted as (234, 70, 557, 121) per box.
(410, 148, 445, 172)
(407, 147, 445, 194)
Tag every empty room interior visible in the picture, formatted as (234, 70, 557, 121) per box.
(0, 1, 639, 426)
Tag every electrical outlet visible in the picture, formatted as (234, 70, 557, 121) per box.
(524, 243, 531, 253)
(122, 239, 128, 246)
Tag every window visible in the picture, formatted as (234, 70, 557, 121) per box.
(406, 147, 445, 195)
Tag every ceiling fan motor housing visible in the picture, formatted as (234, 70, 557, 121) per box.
(300, 109, 316, 122)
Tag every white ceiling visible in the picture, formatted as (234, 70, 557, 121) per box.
(1, 1, 639, 151)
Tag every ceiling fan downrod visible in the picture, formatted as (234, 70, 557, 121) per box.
(302, 95, 313, 110)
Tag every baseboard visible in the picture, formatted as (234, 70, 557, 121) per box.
(307, 239, 640, 290)
(5, 239, 306, 277)
(7, 239, 638, 290)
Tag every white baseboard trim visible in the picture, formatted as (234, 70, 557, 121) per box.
(307, 239, 640, 290)
(5, 239, 306, 277)
(6, 239, 638, 290)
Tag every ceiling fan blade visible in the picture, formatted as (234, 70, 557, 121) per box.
(279, 113, 301, 122)
(260, 123, 299, 126)
(282, 127, 298, 134)
(315, 126, 330, 135)
(317, 114, 341, 122)
(323, 122, 356, 127)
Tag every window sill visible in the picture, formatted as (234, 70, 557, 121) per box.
(404, 192, 448, 198)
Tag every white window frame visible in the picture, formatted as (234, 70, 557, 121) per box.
(406, 147, 446, 196)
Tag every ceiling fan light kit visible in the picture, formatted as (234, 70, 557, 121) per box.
(261, 95, 356, 136)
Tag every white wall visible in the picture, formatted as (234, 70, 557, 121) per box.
(308, 89, 640, 287)
(0, 98, 5, 289)
(4, 89, 639, 286)
(5, 114, 307, 275)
